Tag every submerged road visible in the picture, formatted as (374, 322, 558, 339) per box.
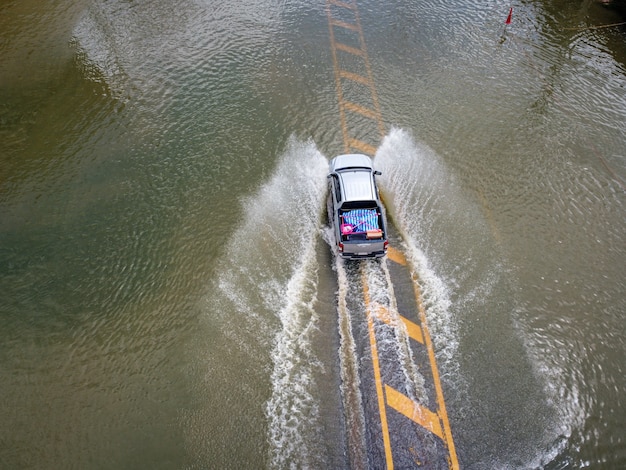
(3, 1, 624, 467)
(327, 1, 458, 467)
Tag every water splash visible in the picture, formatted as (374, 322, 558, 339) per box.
(195, 136, 329, 468)
(247, 137, 328, 468)
(374, 128, 460, 377)
(265, 241, 324, 468)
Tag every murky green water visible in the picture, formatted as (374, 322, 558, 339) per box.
(1, 0, 624, 468)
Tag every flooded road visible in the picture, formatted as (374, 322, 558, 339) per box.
(1, 0, 625, 468)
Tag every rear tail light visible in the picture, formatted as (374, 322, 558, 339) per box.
(384, 240, 389, 250)
(338, 243, 344, 252)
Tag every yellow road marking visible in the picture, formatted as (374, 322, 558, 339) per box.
(327, 0, 385, 153)
(335, 42, 365, 56)
(339, 69, 371, 85)
(343, 101, 379, 120)
(372, 303, 424, 344)
(386, 246, 406, 265)
(328, 0, 459, 467)
(348, 138, 377, 155)
(385, 385, 444, 440)
(400, 316, 424, 344)
(411, 272, 460, 469)
(362, 270, 394, 470)
(326, 5, 350, 153)
(329, 18, 359, 31)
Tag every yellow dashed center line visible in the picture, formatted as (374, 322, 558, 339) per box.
(411, 271, 460, 468)
(386, 246, 406, 265)
(327, 1, 459, 468)
(385, 385, 444, 440)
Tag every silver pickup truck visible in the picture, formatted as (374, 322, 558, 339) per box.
(327, 154, 388, 259)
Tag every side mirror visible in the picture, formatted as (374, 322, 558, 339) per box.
(374, 170, 382, 176)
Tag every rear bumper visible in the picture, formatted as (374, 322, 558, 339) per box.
(340, 249, 387, 260)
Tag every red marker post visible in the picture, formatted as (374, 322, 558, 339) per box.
(505, 7, 513, 25)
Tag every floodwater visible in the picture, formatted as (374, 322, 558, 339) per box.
(1, 0, 625, 468)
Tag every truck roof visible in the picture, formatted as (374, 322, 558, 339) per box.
(329, 153, 373, 172)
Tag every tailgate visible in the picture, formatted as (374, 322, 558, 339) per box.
(343, 240, 386, 257)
